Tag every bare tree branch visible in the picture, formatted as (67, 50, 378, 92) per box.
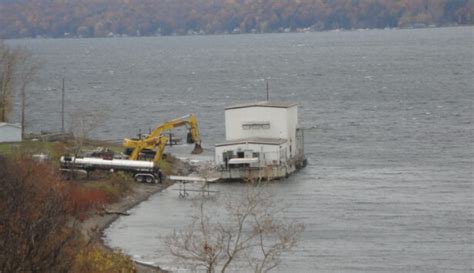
(16, 48, 41, 138)
(0, 40, 19, 122)
(164, 180, 304, 273)
(0, 40, 39, 128)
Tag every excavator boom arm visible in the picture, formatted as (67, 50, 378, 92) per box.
(123, 113, 203, 161)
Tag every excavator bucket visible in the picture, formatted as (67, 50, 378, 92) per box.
(191, 143, 203, 154)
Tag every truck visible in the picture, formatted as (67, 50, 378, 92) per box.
(60, 114, 203, 183)
(60, 135, 169, 183)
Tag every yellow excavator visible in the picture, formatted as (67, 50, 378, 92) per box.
(127, 135, 169, 163)
(123, 114, 203, 162)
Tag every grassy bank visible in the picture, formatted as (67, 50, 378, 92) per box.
(0, 140, 56, 155)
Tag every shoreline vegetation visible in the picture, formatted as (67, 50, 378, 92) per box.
(1, 131, 309, 272)
(0, 138, 188, 273)
(84, 182, 168, 273)
(1, 138, 305, 272)
(0, 0, 471, 39)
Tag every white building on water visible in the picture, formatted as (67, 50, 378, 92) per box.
(215, 101, 306, 180)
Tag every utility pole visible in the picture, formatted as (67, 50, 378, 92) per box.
(266, 79, 269, 101)
(61, 77, 65, 133)
(21, 83, 25, 139)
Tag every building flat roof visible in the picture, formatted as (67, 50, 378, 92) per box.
(228, 158, 259, 164)
(215, 137, 287, 147)
(169, 176, 219, 183)
(0, 122, 21, 129)
(225, 101, 297, 110)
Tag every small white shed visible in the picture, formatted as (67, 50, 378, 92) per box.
(224, 101, 299, 158)
(0, 123, 22, 143)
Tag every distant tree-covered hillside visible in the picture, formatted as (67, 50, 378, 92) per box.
(0, 0, 472, 38)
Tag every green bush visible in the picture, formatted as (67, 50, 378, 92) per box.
(83, 172, 135, 203)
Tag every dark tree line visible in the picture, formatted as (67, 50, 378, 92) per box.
(0, 0, 472, 38)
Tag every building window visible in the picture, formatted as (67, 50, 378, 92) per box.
(242, 121, 270, 130)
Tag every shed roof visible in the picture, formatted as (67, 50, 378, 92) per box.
(225, 101, 297, 110)
(169, 176, 219, 183)
(228, 158, 259, 164)
(0, 122, 21, 129)
(215, 137, 287, 147)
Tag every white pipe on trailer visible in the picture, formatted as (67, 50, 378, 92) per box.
(60, 156, 162, 183)
(60, 156, 154, 169)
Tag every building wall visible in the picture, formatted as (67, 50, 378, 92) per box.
(225, 106, 297, 141)
(286, 106, 298, 158)
(296, 128, 304, 158)
(215, 142, 288, 167)
(0, 125, 22, 143)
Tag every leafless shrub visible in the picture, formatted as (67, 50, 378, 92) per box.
(16, 48, 40, 138)
(0, 40, 19, 122)
(0, 40, 39, 128)
(164, 182, 304, 273)
(67, 108, 105, 156)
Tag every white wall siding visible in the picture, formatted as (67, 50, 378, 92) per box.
(225, 107, 291, 140)
(0, 124, 22, 143)
(286, 106, 298, 157)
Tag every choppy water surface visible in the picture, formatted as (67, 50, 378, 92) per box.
(10, 27, 473, 272)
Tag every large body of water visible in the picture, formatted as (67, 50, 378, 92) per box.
(9, 27, 473, 272)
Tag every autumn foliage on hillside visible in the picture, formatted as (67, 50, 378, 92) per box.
(0, 156, 137, 272)
(0, 156, 79, 272)
(0, 0, 472, 38)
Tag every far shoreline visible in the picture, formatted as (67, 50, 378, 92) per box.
(4, 25, 470, 41)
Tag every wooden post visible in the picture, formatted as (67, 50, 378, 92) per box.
(266, 79, 269, 101)
(61, 77, 65, 133)
(21, 83, 25, 140)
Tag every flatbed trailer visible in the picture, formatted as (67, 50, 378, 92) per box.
(60, 156, 162, 183)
